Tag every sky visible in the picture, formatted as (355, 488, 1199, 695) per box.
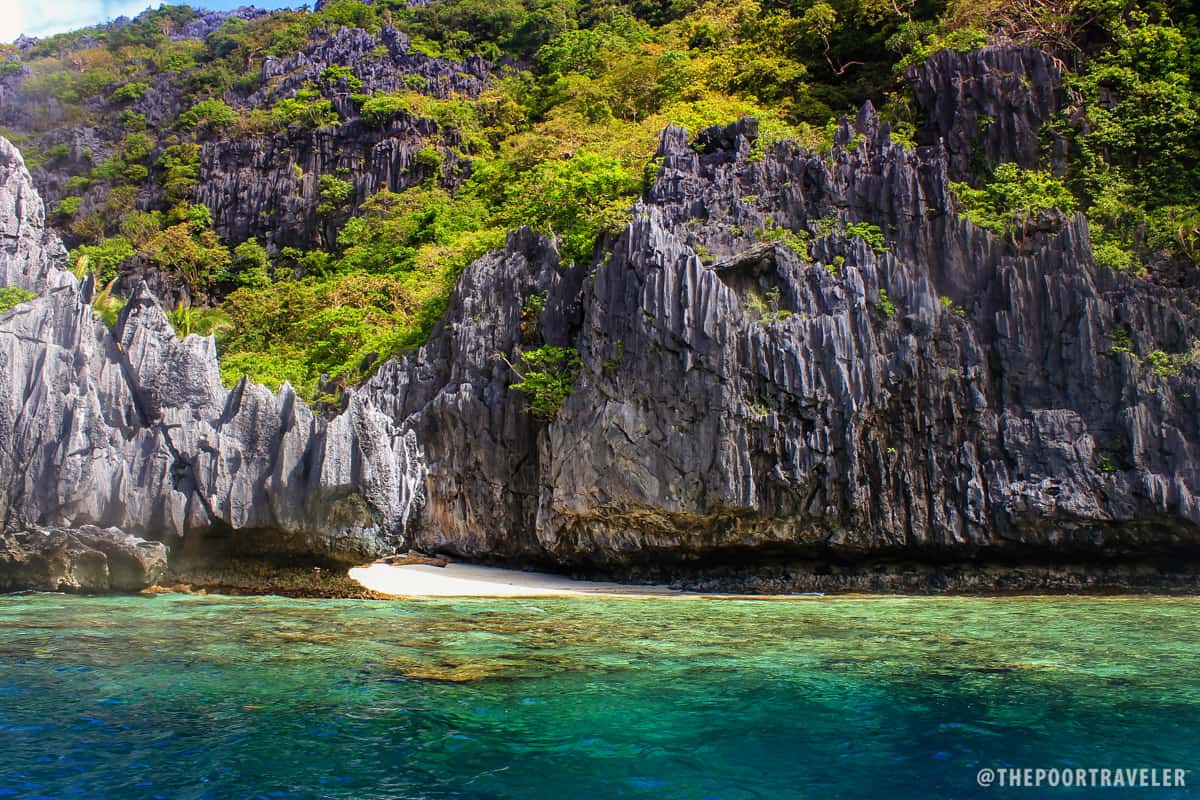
(0, 0, 302, 43)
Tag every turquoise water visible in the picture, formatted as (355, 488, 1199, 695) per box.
(0, 594, 1196, 799)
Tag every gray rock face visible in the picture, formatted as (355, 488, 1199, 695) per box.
(190, 23, 488, 255)
(194, 116, 451, 258)
(0, 144, 426, 567)
(377, 88, 1200, 577)
(176, 7, 273, 41)
(362, 227, 582, 560)
(513, 106, 1200, 569)
(0, 526, 167, 593)
(906, 45, 1066, 180)
(0, 138, 70, 294)
(2, 44, 1200, 590)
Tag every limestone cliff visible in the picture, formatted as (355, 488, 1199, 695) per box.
(381, 106, 1200, 587)
(2, 46, 1199, 592)
(0, 137, 426, 577)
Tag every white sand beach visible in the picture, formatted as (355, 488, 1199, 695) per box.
(348, 562, 684, 598)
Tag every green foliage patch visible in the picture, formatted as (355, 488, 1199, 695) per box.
(506, 345, 582, 420)
(952, 164, 1076, 237)
(0, 286, 37, 313)
(178, 98, 238, 131)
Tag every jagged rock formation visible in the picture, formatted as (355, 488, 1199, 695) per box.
(0, 137, 71, 293)
(0, 141, 426, 572)
(906, 45, 1067, 181)
(363, 227, 583, 560)
(380, 105, 1200, 581)
(176, 7, 272, 41)
(195, 24, 488, 252)
(364, 49, 1200, 586)
(2, 45, 1200, 591)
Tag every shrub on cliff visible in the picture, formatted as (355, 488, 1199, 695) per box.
(143, 208, 232, 291)
(71, 237, 136, 284)
(0, 287, 36, 314)
(951, 164, 1076, 237)
(269, 90, 339, 131)
(506, 345, 582, 420)
(110, 81, 149, 104)
(178, 98, 238, 132)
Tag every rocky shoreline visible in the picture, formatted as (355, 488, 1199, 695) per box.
(6, 533, 1198, 596)
(3, 520, 1196, 595)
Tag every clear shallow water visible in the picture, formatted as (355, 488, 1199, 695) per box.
(0, 594, 1196, 800)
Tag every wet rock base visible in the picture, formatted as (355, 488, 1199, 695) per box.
(607, 558, 1200, 595)
(0, 526, 167, 593)
(156, 560, 390, 599)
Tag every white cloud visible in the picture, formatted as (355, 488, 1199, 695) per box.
(0, 0, 158, 43)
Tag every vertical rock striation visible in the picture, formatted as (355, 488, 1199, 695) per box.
(1, 45, 1199, 591)
(905, 45, 1066, 180)
(0, 138, 71, 293)
(194, 24, 489, 252)
(375, 63, 1200, 582)
(361, 227, 583, 561)
(0, 136, 427, 568)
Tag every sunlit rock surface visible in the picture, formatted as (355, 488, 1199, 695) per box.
(1, 45, 1199, 590)
(0, 138, 426, 568)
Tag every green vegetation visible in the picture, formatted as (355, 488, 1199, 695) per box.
(505, 345, 582, 420)
(520, 291, 546, 341)
(746, 287, 792, 324)
(952, 163, 1076, 236)
(177, 98, 238, 131)
(144, 221, 230, 290)
(110, 81, 149, 103)
(877, 287, 895, 319)
(217, 186, 505, 396)
(321, 64, 363, 93)
(939, 294, 965, 317)
(1105, 328, 1193, 377)
(0, 286, 37, 313)
(758, 219, 809, 257)
(91, 278, 126, 328)
(845, 221, 887, 254)
(8, 0, 1200, 406)
(53, 196, 82, 218)
(1059, 9, 1200, 271)
(158, 143, 201, 206)
(1143, 349, 1181, 378)
(232, 239, 272, 289)
(71, 236, 136, 284)
(1106, 328, 1135, 357)
(5, 0, 940, 401)
(268, 88, 340, 131)
(317, 175, 355, 217)
(911, 2, 1200, 271)
(168, 303, 232, 339)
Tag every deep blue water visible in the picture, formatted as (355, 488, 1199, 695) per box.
(0, 594, 1196, 799)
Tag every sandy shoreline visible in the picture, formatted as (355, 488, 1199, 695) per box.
(348, 562, 689, 598)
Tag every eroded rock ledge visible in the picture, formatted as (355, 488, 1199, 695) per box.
(2, 46, 1199, 593)
(0, 526, 167, 593)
